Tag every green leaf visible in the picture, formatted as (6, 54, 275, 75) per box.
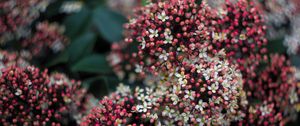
(44, 1, 64, 18)
(142, 0, 150, 6)
(64, 6, 92, 39)
(266, 37, 286, 54)
(71, 54, 112, 74)
(46, 50, 69, 67)
(68, 32, 97, 63)
(92, 6, 127, 43)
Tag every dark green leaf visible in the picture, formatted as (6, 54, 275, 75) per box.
(92, 6, 127, 43)
(46, 51, 69, 67)
(68, 32, 97, 63)
(64, 6, 91, 39)
(266, 37, 286, 54)
(71, 54, 112, 73)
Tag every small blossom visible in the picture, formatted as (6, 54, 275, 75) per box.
(157, 11, 169, 22)
(149, 29, 159, 38)
(208, 83, 219, 93)
(159, 50, 169, 61)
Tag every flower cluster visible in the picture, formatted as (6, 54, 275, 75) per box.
(124, 0, 267, 77)
(238, 54, 300, 125)
(84, 50, 248, 125)
(96, 0, 300, 125)
(22, 22, 69, 57)
(0, 0, 51, 43)
(0, 66, 90, 125)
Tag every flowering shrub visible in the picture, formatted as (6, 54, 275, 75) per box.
(0, 66, 90, 125)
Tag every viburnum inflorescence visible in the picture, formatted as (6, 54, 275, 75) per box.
(124, 0, 267, 76)
(0, 66, 90, 125)
(84, 50, 248, 125)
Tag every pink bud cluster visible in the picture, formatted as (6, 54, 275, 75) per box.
(22, 22, 69, 57)
(0, 66, 90, 125)
(123, 0, 267, 76)
(238, 54, 299, 125)
(0, 0, 51, 43)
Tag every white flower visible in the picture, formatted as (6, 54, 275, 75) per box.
(137, 93, 146, 101)
(170, 94, 179, 105)
(51, 40, 65, 52)
(199, 48, 208, 58)
(159, 50, 169, 61)
(289, 88, 299, 104)
(175, 72, 187, 86)
(212, 32, 227, 41)
(60, 1, 83, 13)
(222, 79, 230, 88)
(157, 11, 169, 22)
(116, 83, 131, 96)
(135, 64, 143, 73)
(172, 85, 181, 94)
(129, 18, 137, 25)
(203, 70, 211, 80)
(208, 83, 219, 93)
(108, 53, 121, 66)
(195, 64, 204, 73)
(164, 34, 173, 44)
(196, 117, 205, 126)
(15, 88, 22, 96)
(260, 105, 271, 116)
(149, 29, 158, 38)
(140, 37, 146, 49)
(136, 102, 150, 113)
(222, 91, 230, 101)
(184, 90, 195, 100)
(195, 100, 205, 111)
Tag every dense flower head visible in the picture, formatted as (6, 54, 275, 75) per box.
(105, 0, 300, 125)
(22, 22, 69, 57)
(81, 84, 136, 125)
(124, 0, 267, 77)
(0, 0, 51, 43)
(0, 66, 90, 125)
(84, 50, 248, 125)
(238, 54, 300, 125)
